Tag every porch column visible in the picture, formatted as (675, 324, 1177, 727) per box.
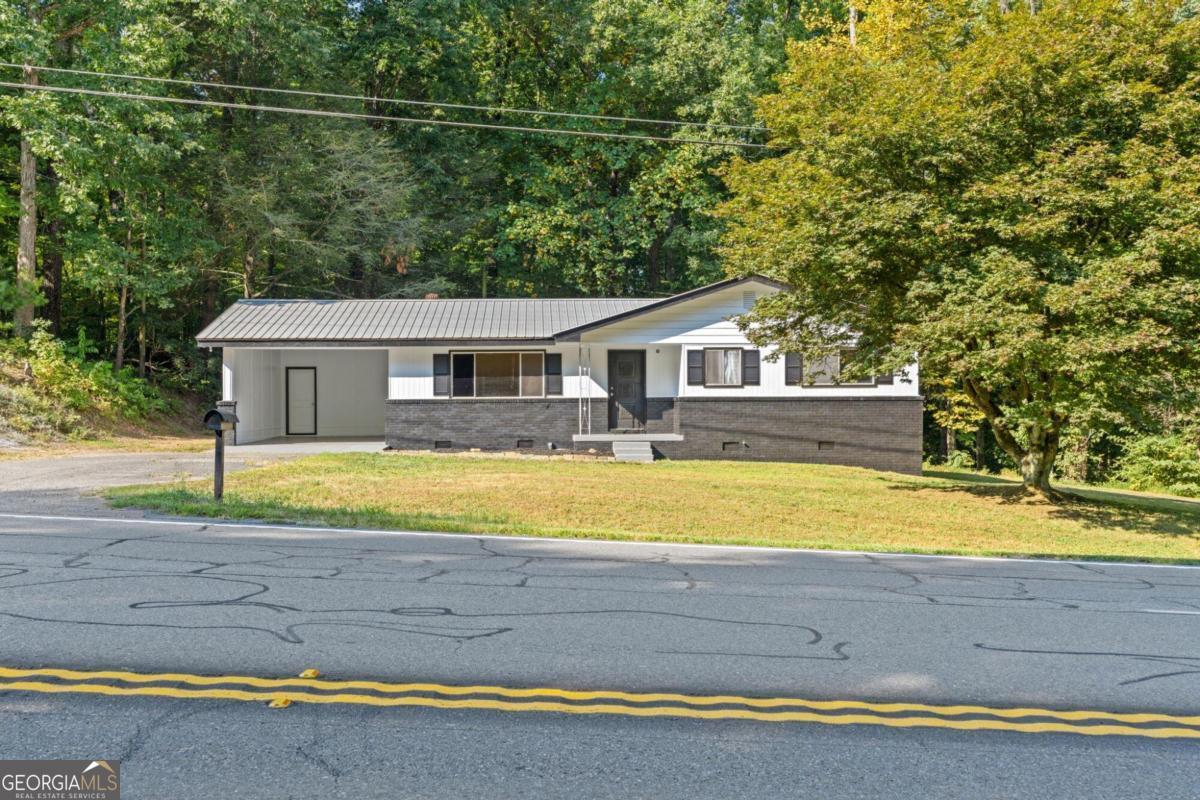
(221, 348, 235, 402)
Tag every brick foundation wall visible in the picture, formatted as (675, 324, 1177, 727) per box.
(657, 397, 923, 474)
(644, 398, 678, 434)
(385, 395, 923, 474)
(386, 399, 595, 452)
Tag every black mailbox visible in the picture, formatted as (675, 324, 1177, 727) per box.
(204, 409, 239, 432)
(204, 409, 238, 501)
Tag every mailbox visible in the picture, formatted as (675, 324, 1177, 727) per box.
(204, 409, 239, 432)
(204, 409, 239, 501)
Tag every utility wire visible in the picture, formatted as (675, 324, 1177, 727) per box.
(0, 81, 768, 148)
(0, 62, 767, 134)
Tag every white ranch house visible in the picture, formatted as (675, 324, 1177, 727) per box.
(197, 275, 922, 471)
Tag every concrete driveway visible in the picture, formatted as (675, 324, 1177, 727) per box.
(0, 438, 384, 515)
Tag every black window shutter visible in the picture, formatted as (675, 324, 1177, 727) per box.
(686, 350, 704, 385)
(742, 349, 760, 385)
(545, 353, 563, 395)
(432, 354, 450, 396)
(785, 353, 803, 385)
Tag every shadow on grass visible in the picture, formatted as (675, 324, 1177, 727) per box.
(105, 485, 708, 546)
(910, 470, 1200, 539)
(922, 469, 1017, 487)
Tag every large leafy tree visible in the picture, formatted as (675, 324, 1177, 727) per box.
(719, 0, 1200, 493)
(346, 0, 817, 297)
(2, 0, 822, 384)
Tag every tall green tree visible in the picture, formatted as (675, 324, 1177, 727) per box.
(719, 0, 1200, 493)
(2, 0, 819, 387)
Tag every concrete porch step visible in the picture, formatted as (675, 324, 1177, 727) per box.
(612, 440, 655, 463)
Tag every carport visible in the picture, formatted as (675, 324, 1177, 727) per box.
(218, 347, 387, 445)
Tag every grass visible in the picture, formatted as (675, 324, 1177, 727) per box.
(105, 451, 1200, 563)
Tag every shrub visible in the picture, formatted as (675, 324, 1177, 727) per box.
(0, 325, 169, 440)
(0, 381, 82, 438)
(1117, 433, 1200, 498)
(23, 326, 167, 419)
(944, 451, 976, 470)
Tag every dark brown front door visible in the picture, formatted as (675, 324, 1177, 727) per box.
(608, 350, 646, 431)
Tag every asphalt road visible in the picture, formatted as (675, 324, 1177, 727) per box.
(0, 510, 1197, 797)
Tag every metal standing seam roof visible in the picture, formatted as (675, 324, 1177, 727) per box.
(195, 297, 660, 345)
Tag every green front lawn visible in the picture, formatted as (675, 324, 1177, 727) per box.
(106, 452, 1200, 563)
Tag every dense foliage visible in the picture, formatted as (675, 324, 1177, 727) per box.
(0, 0, 822, 395)
(3, 0, 1199, 495)
(0, 322, 168, 440)
(1118, 432, 1200, 498)
(720, 0, 1200, 491)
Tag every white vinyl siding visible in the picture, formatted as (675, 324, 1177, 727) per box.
(222, 348, 283, 444)
(222, 348, 386, 443)
(579, 284, 760, 346)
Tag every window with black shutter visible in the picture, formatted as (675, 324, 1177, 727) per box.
(742, 349, 760, 385)
(433, 354, 451, 396)
(545, 353, 563, 395)
(686, 350, 704, 385)
(704, 348, 743, 387)
(448, 351, 545, 397)
(785, 352, 803, 386)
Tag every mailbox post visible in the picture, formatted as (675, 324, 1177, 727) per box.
(203, 409, 239, 501)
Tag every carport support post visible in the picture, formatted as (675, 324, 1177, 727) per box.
(214, 430, 225, 501)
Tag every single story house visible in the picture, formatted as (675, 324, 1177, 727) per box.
(197, 275, 923, 472)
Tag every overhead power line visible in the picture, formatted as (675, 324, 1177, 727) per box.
(0, 80, 768, 149)
(0, 62, 767, 134)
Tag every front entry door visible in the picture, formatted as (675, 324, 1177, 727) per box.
(607, 350, 646, 431)
(286, 367, 317, 435)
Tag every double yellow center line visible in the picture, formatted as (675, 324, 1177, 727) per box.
(1, 665, 1197, 739)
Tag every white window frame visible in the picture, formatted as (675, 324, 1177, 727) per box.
(703, 347, 744, 388)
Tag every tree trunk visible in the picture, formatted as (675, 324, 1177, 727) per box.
(14, 66, 39, 338)
(115, 283, 128, 371)
(41, 216, 63, 335)
(242, 250, 255, 299)
(848, 4, 858, 47)
(137, 232, 147, 378)
(137, 297, 147, 379)
(960, 378, 1062, 496)
(1019, 448, 1055, 493)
